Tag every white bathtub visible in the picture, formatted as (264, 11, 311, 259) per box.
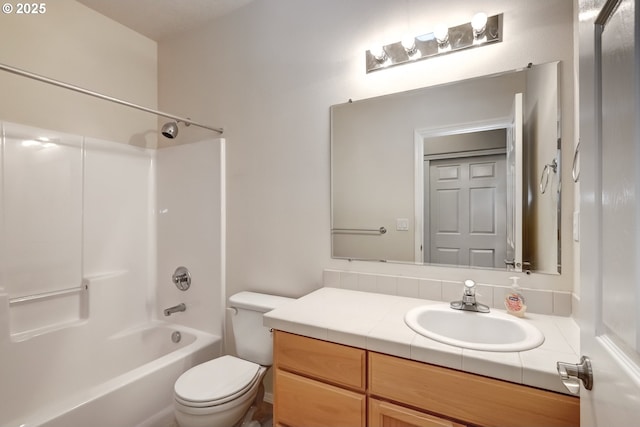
(2, 323, 221, 427)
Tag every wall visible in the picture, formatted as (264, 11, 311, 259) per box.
(0, 0, 157, 146)
(158, 0, 576, 298)
(156, 139, 225, 335)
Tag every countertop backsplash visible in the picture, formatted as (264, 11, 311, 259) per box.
(322, 269, 573, 317)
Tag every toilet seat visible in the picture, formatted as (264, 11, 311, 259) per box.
(174, 355, 262, 408)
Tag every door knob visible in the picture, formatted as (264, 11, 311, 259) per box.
(557, 355, 593, 395)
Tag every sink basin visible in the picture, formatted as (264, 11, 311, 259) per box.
(404, 304, 544, 352)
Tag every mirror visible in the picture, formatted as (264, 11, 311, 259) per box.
(331, 62, 561, 274)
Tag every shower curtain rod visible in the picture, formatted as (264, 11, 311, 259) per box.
(0, 62, 224, 134)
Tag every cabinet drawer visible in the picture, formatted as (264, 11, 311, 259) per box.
(274, 331, 366, 391)
(370, 398, 466, 427)
(274, 369, 366, 427)
(369, 352, 579, 427)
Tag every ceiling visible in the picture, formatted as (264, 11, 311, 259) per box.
(77, 0, 255, 41)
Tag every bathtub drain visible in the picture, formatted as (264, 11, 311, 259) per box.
(171, 331, 182, 343)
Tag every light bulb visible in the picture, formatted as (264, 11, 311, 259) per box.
(472, 12, 488, 37)
(369, 45, 387, 62)
(434, 24, 449, 45)
(401, 35, 417, 54)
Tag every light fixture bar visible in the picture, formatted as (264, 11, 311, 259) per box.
(366, 13, 503, 73)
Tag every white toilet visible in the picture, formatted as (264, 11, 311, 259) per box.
(173, 292, 293, 427)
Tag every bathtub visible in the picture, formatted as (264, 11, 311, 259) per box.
(2, 323, 221, 427)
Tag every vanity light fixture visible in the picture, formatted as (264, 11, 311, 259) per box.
(365, 13, 503, 73)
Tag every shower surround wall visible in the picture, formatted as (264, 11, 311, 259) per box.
(156, 139, 225, 335)
(0, 122, 224, 425)
(0, 122, 155, 422)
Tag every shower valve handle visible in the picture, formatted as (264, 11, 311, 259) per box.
(172, 266, 191, 291)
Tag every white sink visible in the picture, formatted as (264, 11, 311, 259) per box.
(404, 304, 544, 352)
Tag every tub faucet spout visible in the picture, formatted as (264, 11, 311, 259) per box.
(164, 303, 186, 316)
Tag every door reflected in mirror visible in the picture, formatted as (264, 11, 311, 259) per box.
(423, 130, 507, 268)
(331, 62, 560, 274)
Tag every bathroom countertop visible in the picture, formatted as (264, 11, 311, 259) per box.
(263, 287, 580, 396)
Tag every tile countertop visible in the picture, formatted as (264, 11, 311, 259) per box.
(263, 287, 580, 396)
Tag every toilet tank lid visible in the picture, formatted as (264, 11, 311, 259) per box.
(228, 291, 294, 312)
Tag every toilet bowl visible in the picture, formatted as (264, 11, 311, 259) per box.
(173, 292, 293, 427)
(174, 356, 267, 427)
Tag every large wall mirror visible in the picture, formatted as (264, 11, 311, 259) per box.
(331, 62, 561, 275)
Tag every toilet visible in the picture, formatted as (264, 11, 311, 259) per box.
(173, 292, 293, 427)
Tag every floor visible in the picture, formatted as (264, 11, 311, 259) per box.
(144, 403, 273, 427)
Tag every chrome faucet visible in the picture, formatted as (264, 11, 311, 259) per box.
(164, 303, 186, 316)
(450, 280, 490, 313)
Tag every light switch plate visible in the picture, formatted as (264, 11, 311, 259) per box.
(396, 218, 409, 231)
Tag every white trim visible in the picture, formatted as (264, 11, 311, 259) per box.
(424, 148, 507, 161)
(413, 131, 424, 264)
(219, 139, 227, 353)
(414, 118, 511, 139)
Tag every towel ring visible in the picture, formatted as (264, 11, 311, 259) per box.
(572, 141, 580, 183)
(540, 158, 558, 194)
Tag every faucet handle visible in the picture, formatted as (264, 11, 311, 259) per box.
(172, 266, 191, 291)
(464, 279, 476, 295)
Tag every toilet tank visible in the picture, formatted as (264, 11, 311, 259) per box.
(228, 292, 294, 366)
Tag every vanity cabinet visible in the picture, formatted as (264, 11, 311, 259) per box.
(369, 352, 579, 427)
(273, 331, 579, 427)
(273, 331, 366, 427)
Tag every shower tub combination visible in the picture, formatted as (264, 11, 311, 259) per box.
(0, 62, 226, 427)
(0, 123, 224, 427)
(1, 323, 221, 427)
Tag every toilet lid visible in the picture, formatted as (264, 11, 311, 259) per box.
(174, 355, 261, 406)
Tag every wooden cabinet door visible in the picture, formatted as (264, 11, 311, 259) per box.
(274, 330, 366, 391)
(274, 369, 365, 427)
(369, 398, 466, 427)
(369, 352, 579, 427)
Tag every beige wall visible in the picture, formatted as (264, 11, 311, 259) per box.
(0, 0, 157, 146)
(158, 0, 576, 296)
